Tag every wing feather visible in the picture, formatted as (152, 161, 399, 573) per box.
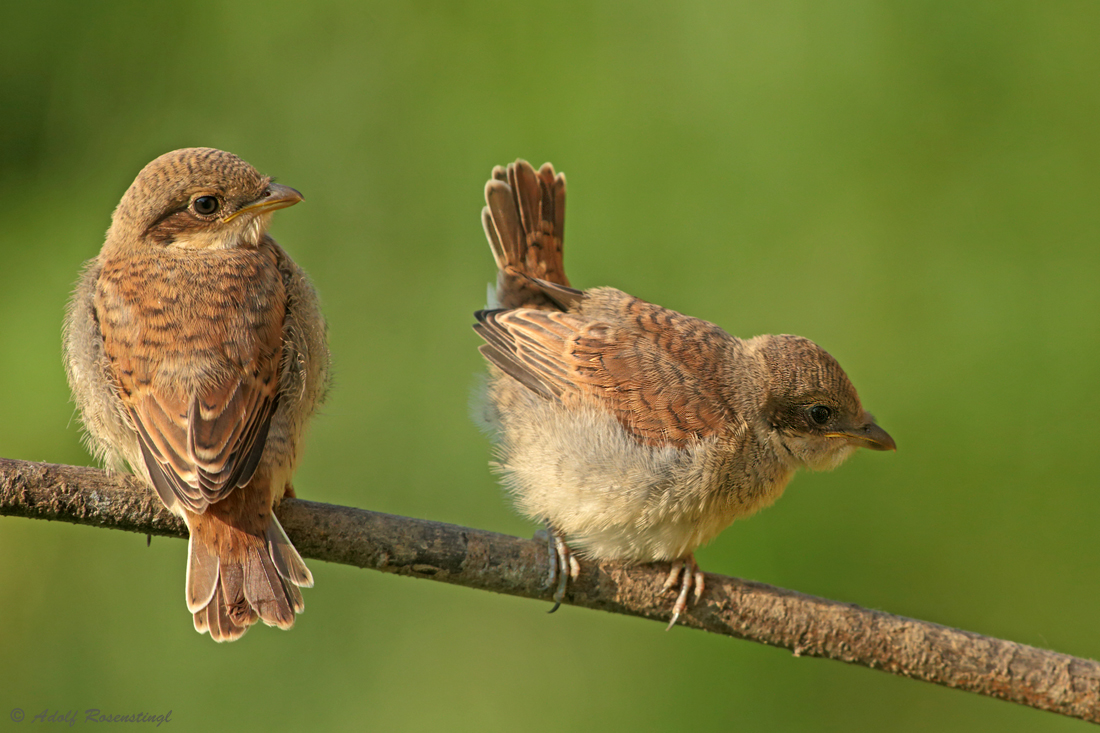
(474, 301, 737, 448)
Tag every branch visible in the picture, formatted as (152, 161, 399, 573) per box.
(2, 457, 1098, 723)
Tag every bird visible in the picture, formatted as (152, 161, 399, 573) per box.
(63, 147, 330, 641)
(472, 159, 895, 628)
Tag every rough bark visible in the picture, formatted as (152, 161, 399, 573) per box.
(2, 456, 1097, 723)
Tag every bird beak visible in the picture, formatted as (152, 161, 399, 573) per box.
(223, 183, 304, 222)
(825, 418, 896, 452)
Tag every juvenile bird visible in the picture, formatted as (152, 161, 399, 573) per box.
(473, 160, 894, 627)
(64, 148, 330, 641)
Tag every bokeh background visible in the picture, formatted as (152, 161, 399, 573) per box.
(3, 2, 1099, 731)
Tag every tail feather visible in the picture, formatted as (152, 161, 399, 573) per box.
(192, 582, 252, 643)
(482, 159, 571, 309)
(484, 181, 525, 272)
(192, 560, 253, 643)
(267, 514, 314, 588)
(243, 544, 297, 628)
(185, 527, 219, 614)
(185, 511, 311, 641)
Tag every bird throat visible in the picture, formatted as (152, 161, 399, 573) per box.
(171, 212, 272, 251)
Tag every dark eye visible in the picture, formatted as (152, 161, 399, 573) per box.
(193, 196, 219, 215)
(810, 405, 832, 425)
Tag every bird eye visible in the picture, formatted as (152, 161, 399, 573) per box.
(192, 196, 220, 215)
(810, 405, 832, 425)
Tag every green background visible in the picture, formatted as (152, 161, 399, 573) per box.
(2, 2, 1098, 731)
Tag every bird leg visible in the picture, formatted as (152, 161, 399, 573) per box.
(660, 555, 705, 630)
(535, 526, 580, 613)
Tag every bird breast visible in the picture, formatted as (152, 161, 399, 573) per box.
(488, 375, 794, 563)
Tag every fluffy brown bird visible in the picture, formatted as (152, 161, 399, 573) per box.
(64, 148, 330, 641)
(473, 160, 894, 627)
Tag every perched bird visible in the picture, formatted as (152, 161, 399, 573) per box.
(64, 148, 330, 641)
(473, 160, 894, 627)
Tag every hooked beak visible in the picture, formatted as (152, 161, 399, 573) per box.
(223, 183, 303, 223)
(825, 418, 896, 452)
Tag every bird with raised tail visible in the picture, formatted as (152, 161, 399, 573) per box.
(64, 148, 330, 641)
(473, 160, 894, 628)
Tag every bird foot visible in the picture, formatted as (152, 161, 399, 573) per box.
(660, 555, 705, 630)
(537, 526, 579, 613)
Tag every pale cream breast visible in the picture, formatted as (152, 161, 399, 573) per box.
(488, 375, 794, 563)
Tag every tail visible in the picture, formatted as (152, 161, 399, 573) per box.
(482, 160, 574, 310)
(185, 507, 313, 643)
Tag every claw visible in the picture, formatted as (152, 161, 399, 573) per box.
(660, 560, 684, 595)
(662, 555, 705, 630)
(545, 527, 577, 614)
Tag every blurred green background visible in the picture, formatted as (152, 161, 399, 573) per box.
(2, 1, 1098, 730)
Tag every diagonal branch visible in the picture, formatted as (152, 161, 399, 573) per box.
(1, 456, 1098, 723)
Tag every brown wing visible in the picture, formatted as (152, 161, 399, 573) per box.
(127, 374, 279, 514)
(474, 297, 737, 448)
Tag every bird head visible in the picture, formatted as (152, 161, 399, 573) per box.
(106, 147, 302, 252)
(754, 334, 895, 470)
